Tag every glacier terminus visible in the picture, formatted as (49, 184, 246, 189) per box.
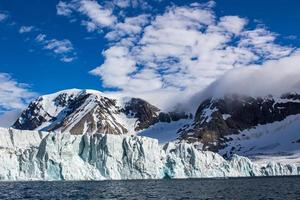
(0, 127, 299, 181)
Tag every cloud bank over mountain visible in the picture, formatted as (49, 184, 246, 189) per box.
(185, 51, 300, 112)
(208, 52, 300, 97)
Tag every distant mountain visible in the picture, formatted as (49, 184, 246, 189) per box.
(12, 89, 300, 159)
(178, 93, 300, 157)
(12, 89, 190, 135)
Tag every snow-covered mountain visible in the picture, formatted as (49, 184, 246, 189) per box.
(11, 89, 300, 161)
(4, 89, 300, 180)
(178, 93, 300, 158)
(12, 89, 190, 137)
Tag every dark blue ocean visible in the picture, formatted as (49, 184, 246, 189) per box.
(1, 176, 300, 199)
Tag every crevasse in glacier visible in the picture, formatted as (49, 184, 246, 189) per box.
(0, 127, 299, 180)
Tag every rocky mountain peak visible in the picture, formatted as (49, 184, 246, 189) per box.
(12, 89, 190, 136)
(178, 93, 300, 152)
(123, 98, 160, 131)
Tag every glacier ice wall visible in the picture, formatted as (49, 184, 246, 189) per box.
(0, 127, 299, 181)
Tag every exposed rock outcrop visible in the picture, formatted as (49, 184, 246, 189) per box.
(123, 98, 190, 131)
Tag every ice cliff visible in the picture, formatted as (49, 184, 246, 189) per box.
(0, 127, 299, 181)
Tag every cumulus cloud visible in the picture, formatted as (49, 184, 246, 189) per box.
(108, 0, 151, 9)
(57, 0, 117, 31)
(78, 0, 116, 28)
(56, 1, 74, 16)
(90, 46, 136, 88)
(35, 34, 76, 62)
(19, 26, 34, 33)
(0, 73, 36, 112)
(105, 14, 150, 41)
(238, 28, 293, 60)
(86, 3, 294, 109)
(218, 16, 247, 35)
(57, 1, 298, 110)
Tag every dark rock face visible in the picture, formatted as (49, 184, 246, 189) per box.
(159, 112, 192, 123)
(13, 92, 81, 131)
(123, 98, 191, 131)
(123, 98, 160, 131)
(13, 98, 55, 130)
(179, 93, 300, 152)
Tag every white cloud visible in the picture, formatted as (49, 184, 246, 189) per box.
(108, 0, 150, 9)
(60, 56, 75, 63)
(184, 51, 300, 111)
(56, 0, 117, 31)
(110, 0, 131, 8)
(44, 39, 73, 54)
(90, 46, 136, 88)
(35, 34, 46, 42)
(0, 12, 8, 22)
(105, 14, 150, 41)
(56, 1, 74, 16)
(89, 3, 294, 109)
(238, 28, 294, 59)
(0, 73, 36, 112)
(35, 34, 76, 62)
(207, 52, 300, 97)
(19, 26, 34, 33)
(218, 16, 247, 35)
(57, 1, 298, 110)
(79, 0, 116, 27)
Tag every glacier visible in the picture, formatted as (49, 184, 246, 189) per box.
(0, 127, 299, 181)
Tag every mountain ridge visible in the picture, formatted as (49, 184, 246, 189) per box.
(178, 93, 300, 155)
(11, 89, 300, 159)
(12, 89, 190, 135)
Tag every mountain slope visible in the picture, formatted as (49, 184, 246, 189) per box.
(12, 89, 300, 159)
(178, 93, 300, 155)
(219, 114, 300, 159)
(12, 89, 190, 136)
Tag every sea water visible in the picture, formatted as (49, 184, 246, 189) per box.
(1, 176, 300, 199)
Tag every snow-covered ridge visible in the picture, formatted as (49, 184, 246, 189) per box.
(13, 89, 131, 134)
(0, 127, 299, 181)
(12, 89, 190, 137)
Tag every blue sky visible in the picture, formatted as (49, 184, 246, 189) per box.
(1, 0, 300, 124)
